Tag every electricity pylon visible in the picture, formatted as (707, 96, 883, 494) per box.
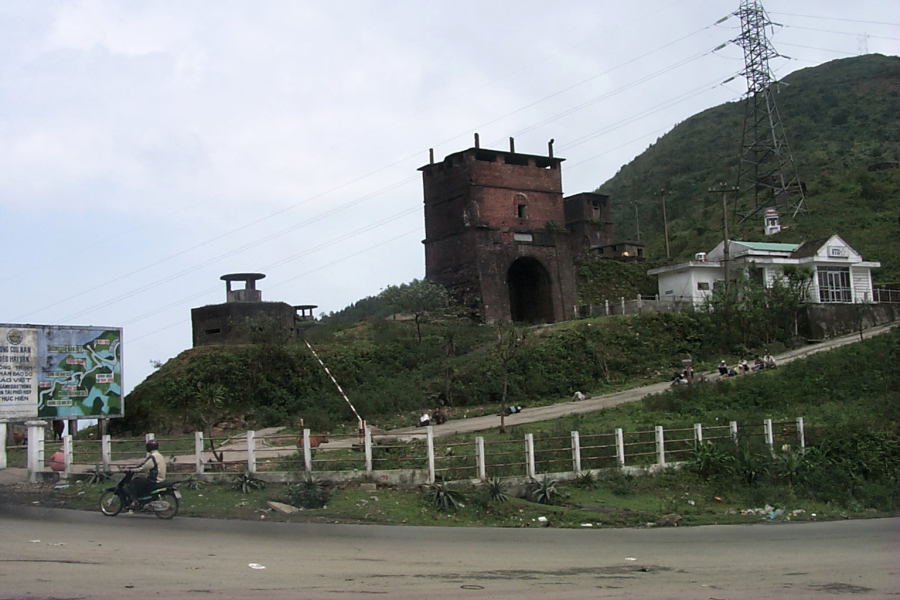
(732, 0, 806, 222)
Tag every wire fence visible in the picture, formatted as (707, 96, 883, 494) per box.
(6, 417, 808, 484)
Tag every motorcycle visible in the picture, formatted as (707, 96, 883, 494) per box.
(99, 468, 182, 519)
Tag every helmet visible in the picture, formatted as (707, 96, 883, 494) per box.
(146, 439, 159, 452)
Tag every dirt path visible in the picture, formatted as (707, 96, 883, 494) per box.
(196, 321, 897, 456)
(180, 321, 898, 458)
(386, 321, 897, 440)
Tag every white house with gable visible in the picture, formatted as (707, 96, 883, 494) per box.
(648, 234, 880, 305)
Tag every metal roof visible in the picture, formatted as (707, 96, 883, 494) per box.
(736, 241, 801, 252)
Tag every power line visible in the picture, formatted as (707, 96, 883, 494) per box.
(58, 203, 422, 323)
(769, 11, 900, 27)
(783, 24, 900, 41)
(125, 225, 422, 345)
(15, 16, 732, 325)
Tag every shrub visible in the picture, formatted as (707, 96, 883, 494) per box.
(573, 470, 597, 489)
(286, 476, 330, 509)
(689, 441, 734, 481)
(601, 469, 637, 496)
(728, 443, 769, 486)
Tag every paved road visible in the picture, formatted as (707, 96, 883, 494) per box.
(0, 504, 896, 599)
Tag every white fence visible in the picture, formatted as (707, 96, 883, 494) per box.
(5, 417, 806, 485)
(578, 295, 691, 317)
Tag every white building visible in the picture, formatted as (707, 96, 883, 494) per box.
(648, 234, 880, 306)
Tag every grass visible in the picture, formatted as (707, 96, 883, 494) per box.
(4, 466, 889, 529)
(6, 330, 896, 528)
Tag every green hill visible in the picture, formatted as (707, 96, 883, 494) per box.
(597, 54, 900, 282)
(122, 55, 900, 435)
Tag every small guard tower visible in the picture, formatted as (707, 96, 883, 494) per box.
(191, 273, 316, 347)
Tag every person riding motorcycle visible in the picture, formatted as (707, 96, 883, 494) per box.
(128, 439, 167, 501)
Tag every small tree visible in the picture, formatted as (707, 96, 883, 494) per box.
(701, 264, 812, 350)
(190, 382, 228, 465)
(769, 265, 813, 340)
(381, 279, 450, 342)
(494, 321, 525, 433)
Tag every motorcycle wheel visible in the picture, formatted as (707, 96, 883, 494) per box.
(99, 491, 124, 516)
(153, 490, 180, 520)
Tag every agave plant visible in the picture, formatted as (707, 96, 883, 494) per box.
(529, 476, 563, 505)
(424, 481, 466, 511)
(484, 477, 509, 503)
(182, 475, 204, 491)
(232, 470, 267, 494)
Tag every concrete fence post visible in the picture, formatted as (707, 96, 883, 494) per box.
(63, 434, 73, 476)
(426, 426, 435, 484)
(525, 433, 536, 479)
(101, 434, 111, 471)
(364, 427, 373, 474)
(730, 420, 739, 444)
(694, 423, 703, 445)
(0, 423, 6, 469)
(796, 417, 805, 452)
(302, 429, 312, 473)
(26, 420, 46, 482)
(246, 430, 256, 474)
(637, 294, 643, 309)
(194, 431, 204, 475)
(571, 431, 581, 475)
(604, 299, 609, 315)
(655, 425, 666, 468)
(620, 296, 626, 314)
(764, 418, 774, 453)
(615, 428, 625, 467)
(475, 437, 486, 480)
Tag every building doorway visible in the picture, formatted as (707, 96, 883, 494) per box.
(507, 257, 554, 323)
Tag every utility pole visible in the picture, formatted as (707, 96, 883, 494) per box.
(625, 179, 641, 242)
(709, 183, 739, 290)
(659, 187, 671, 259)
(633, 200, 641, 242)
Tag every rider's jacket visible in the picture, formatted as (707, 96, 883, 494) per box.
(135, 450, 166, 483)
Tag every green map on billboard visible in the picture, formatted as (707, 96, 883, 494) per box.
(0, 324, 123, 421)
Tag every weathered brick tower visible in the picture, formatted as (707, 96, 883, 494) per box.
(420, 136, 579, 323)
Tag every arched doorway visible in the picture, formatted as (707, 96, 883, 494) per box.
(507, 257, 554, 323)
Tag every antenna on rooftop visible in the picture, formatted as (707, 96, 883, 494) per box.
(732, 0, 807, 223)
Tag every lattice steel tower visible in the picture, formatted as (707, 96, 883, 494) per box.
(733, 0, 806, 222)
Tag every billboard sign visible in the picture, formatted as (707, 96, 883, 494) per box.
(0, 324, 123, 422)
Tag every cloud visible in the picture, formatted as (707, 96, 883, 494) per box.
(1, 0, 896, 395)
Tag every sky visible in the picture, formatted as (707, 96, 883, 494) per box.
(1, 0, 897, 395)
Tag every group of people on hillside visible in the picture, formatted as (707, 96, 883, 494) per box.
(718, 352, 777, 378)
(417, 408, 447, 427)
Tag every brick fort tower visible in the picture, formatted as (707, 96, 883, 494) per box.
(420, 136, 580, 323)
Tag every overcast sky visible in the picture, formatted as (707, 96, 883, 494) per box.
(2, 1, 897, 394)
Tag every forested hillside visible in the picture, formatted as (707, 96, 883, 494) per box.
(121, 55, 899, 435)
(597, 54, 899, 282)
